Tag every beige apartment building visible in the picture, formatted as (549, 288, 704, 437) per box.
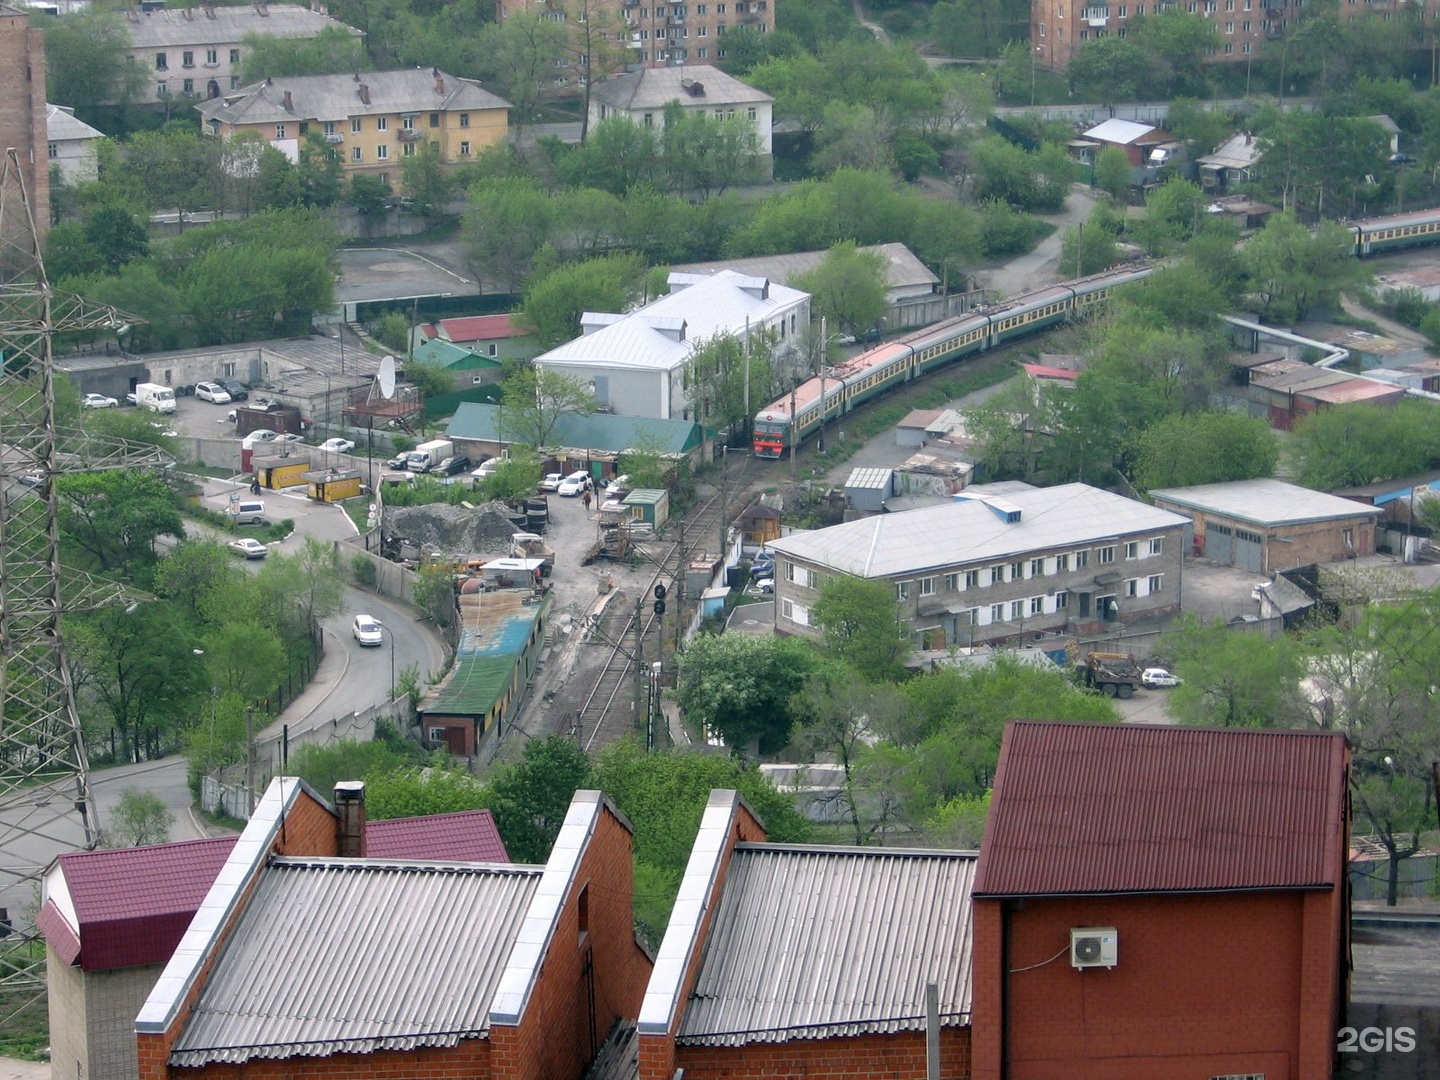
(196, 68, 509, 186)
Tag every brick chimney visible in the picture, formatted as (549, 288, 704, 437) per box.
(358, 83, 370, 105)
(434, 68, 445, 95)
(282, 89, 292, 111)
(334, 781, 367, 857)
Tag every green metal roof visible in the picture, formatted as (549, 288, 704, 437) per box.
(414, 338, 502, 372)
(446, 403, 702, 455)
(423, 655, 515, 718)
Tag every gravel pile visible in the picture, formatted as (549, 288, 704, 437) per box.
(387, 502, 524, 556)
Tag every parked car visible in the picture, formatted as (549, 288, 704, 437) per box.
(272, 433, 304, 445)
(1142, 667, 1182, 689)
(148, 421, 179, 437)
(751, 551, 775, 576)
(437, 454, 472, 477)
(228, 538, 268, 560)
(352, 614, 383, 647)
(124, 392, 138, 406)
(321, 438, 356, 454)
(195, 381, 232, 404)
(216, 378, 249, 401)
(605, 474, 631, 498)
(472, 459, 502, 482)
(82, 393, 118, 409)
(384, 453, 409, 470)
(557, 471, 590, 496)
(539, 472, 565, 492)
(244, 429, 278, 444)
(754, 576, 775, 595)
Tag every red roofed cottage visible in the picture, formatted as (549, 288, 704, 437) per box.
(970, 721, 1351, 1080)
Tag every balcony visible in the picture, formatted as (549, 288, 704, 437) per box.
(325, 133, 344, 144)
(398, 129, 423, 141)
(668, 13, 685, 23)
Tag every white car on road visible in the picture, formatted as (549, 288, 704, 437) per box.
(321, 438, 356, 454)
(539, 472, 565, 492)
(352, 614, 383, 647)
(82, 393, 118, 409)
(1142, 667, 1182, 689)
(228, 538, 268, 560)
(195, 381, 232, 404)
(557, 471, 590, 497)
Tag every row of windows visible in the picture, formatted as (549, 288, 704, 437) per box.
(153, 48, 238, 70)
(954, 591, 1070, 627)
(887, 538, 1163, 599)
(1364, 221, 1440, 241)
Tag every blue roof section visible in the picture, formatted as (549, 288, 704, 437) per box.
(447, 403, 703, 455)
(459, 608, 537, 658)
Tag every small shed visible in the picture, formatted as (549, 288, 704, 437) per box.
(700, 585, 731, 619)
(845, 467, 894, 513)
(305, 468, 363, 503)
(738, 503, 782, 546)
(253, 454, 310, 490)
(623, 488, 670, 529)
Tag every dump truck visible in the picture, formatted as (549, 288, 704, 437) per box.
(1079, 652, 1142, 699)
(511, 532, 555, 576)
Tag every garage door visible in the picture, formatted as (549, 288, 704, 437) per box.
(1234, 528, 1264, 573)
(1206, 522, 1232, 563)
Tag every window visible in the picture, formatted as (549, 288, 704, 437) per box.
(352, 117, 362, 133)
(157, 82, 169, 97)
(1242, 39, 1251, 52)
(643, 112, 654, 126)
(1149, 537, 1163, 556)
(206, 48, 217, 64)
(1124, 541, 1139, 559)
(945, 572, 960, 592)
(430, 112, 440, 127)
(1030, 558, 1045, 577)
(460, 140, 471, 155)
(156, 52, 168, 70)
(896, 581, 912, 601)
(990, 603, 1005, 624)
(1343, 527, 1354, 547)
(459, 113, 470, 127)
(1055, 590, 1070, 610)
(377, 172, 388, 184)
(990, 566, 1005, 585)
(1149, 574, 1163, 593)
(1030, 596, 1044, 615)
(781, 599, 810, 626)
(229, 48, 240, 63)
(376, 144, 388, 159)
(377, 117, 388, 131)
(1007, 561, 1022, 581)
(718, 1, 725, 9)
(230, 76, 240, 89)
(1010, 599, 1025, 620)
(350, 145, 363, 161)
(47, 142, 57, 159)
(1225, 20, 1234, 31)
(487, 343, 498, 357)
(274, 123, 285, 139)
(1126, 578, 1139, 597)
(697, 46, 708, 56)
(403, 142, 414, 156)
(181, 79, 193, 94)
(920, 577, 937, 597)
(1098, 546, 1115, 564)
(959, 608, 978, 626)
(748, 106, 756, 120)
(698, 2, 707, 10)
(964, 570, 979, 589)
(402, 115, 415, 130)
(1056, 553, 1070, 572)
(183, 50, 194, 67)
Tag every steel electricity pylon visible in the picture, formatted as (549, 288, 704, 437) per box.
(0, 148, 169, 1034)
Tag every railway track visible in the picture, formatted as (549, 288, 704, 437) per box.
(574, 463, 748, 750)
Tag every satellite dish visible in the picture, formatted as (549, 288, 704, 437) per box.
(378, 355, 396, 400)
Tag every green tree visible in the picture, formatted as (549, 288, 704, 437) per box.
(682, 330, 776, 436)
(348, 173, 392, 219)
(84, 205, 149, 272)
(464, 177, 556, 291)
(297, 131, 345, 208)
(57, 470, 184, 572)
(44, 220, 104, 282)
(105, 788, 174, 847)
(411, 564, 458, 627)
(42, 9, 147, 115)
(1133, 8, 1221, 95)
(1094, 145, 1132, 202)
(488, 736, 594, 862)
(364, 762, 491, 820)
(1132, 411, 1278, 491)
(202, 622, 287, 703)
(1135, 176, 1207, 254)
(240, 25, 368, 81)
(287, 734, 435, 804)
(521, 252, 646, 349)
(1158, 615, 1310, 728)
(676, 632, 818, 755)
(791, 240, 888, 339)
(475, 10, 567, 136)
(1067, 36, 1148, 106)
(660, 100, 762, 197)
(1060, 213, 1119, 276)
(557, 0, 631, 142)
(1287, 399, 1440, 490)
(480, 448, 544, 501)
(811, 574, 911, 683)
(398, 142, 454, 219)
(497, 366, 600, 448)
(559, 117, 660, 196)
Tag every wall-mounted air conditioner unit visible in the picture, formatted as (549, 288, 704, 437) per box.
(1070, 927, 1118, 969)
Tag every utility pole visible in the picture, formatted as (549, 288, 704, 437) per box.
(742, 317, 751, 448)
(817, 316, 827, 454)
(788, 385, 797, 472)
(245, 705, 256, 813)
(719, 445, 729, 561)
(675, 516, 686, 654)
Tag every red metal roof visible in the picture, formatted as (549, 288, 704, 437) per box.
(1021, 363, 1079, 381)
(42, 810, 509, 971)
(438, 314, 520, 342)
(974, 721, 1349, 897)
(366, 808, 509, 862)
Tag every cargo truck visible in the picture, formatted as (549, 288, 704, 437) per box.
(405, 439, 454, 473)
(134, 382, 177, 414)
(1078, 652, 1143, 699)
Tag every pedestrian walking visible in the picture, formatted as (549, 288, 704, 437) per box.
(250, 476, 261, 495)
(582, 489, 592, 513)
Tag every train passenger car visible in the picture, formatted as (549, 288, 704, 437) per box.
(1351, 208, 1440, 256)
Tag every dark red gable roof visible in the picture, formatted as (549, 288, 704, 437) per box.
(974, 721, 1349, 897)
(438, 314, 520, 342)
(42, 809, 509, 971)
(366, 808, 508, 862)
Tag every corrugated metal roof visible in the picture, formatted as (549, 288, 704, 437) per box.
(1150, 478, 1383, 527)
(974, 721, 1349, 897)
(367, 809, 508, 862)
(1083, 118, 1157, 145)
(122, 4, 358, 48)
(677, 844, 976, 1045)
(439, 314, 521, 342)
(590, 65, 772, 111)
(768, 483, 1188, 578)
(46, 104, 104, 143)
(169, 858, 541, 1065)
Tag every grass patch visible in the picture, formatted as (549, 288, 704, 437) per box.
(341, 497, 372, 533)
(0, 939, 50, 1059)
(185, 503, 295, 545)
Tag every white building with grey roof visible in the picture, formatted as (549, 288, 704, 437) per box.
(768, 482, 1189, 648)
(535, 269, 809, 423)
(589, 65, 773, 154)
(115, 3, 361, 105)
(46, 104, 103, 184)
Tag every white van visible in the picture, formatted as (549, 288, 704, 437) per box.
(229, 499, 267, 525)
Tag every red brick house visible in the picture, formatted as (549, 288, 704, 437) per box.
(39, 801, 509, 1080)
(970, 721, 1351, 1080)
(133, 779, 650, 1080)
(638, 790, 978, 1080)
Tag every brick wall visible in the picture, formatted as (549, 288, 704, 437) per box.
(972, 889, 1341, 1080)
(87, 964, 166, 1080)
(0, 9, 49, 242)
(638, 796, 768, 1080)
(492, 800, 653, 1080)
(273, 788, 342, 856)
(48, 946, 88, 1080)
(676, 1027, 971, 1080)
(169, 1037, 491, 1080)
